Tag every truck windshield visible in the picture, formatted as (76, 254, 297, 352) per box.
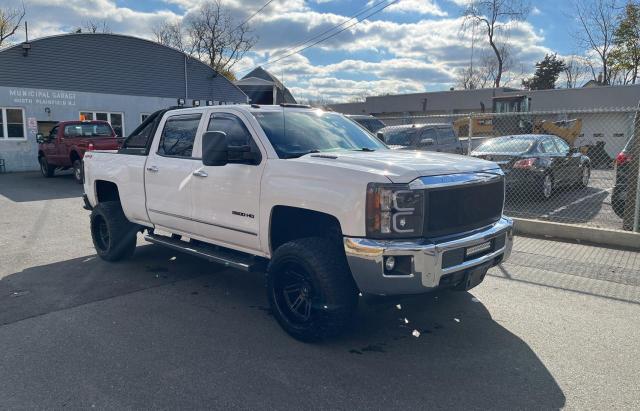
(254, 110, 386, 158)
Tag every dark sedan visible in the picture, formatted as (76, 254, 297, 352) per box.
(471, 134, 591, 200)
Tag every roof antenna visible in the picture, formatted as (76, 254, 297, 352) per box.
(22, 22, 31, 57)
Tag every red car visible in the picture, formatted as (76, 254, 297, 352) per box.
(37, 120, 122, 183)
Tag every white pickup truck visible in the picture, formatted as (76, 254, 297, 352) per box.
(83, 104, 513, 341)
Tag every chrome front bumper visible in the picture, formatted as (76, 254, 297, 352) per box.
(344, 218, 513, 295)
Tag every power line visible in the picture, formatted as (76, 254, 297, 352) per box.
(262, 0, 399, 68)
(236, 0, 276, 29)
(264, 0, 390, 64)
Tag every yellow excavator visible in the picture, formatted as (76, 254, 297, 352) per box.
(453, 95, 583, 146)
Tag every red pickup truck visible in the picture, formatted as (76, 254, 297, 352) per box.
(37, 120, 122, 183)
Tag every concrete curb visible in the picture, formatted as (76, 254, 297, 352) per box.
(512, 218, 640, 251)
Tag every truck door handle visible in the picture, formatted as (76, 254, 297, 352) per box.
(146, 165, 159, 172)
(192, 170, 208, 178)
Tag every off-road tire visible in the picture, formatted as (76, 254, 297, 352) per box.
(267, 237, 358, 342)
(39, 157, 55, 178)
(72, 160, 83, 184)
(90, 201, 138, 261)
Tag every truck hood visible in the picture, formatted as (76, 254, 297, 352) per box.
(294, 150, 499, 183)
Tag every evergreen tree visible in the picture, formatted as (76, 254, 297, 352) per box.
(522, 54, 567, 90)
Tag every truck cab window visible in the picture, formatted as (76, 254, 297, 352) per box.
(207, 113, 253, 147)
(436, 127, 457, 144)
(207, 113, 260, 163)
(158, 114, 201, 157)
(124, 121, 155, 149)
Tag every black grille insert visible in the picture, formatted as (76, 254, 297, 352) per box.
(424, 179, 504, 238)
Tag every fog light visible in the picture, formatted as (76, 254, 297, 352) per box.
(384, 256, 396, 271)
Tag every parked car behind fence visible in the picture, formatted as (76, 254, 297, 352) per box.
(347, 114, 386, 134)
(376, 123, 464, 154)
(471, 134, 591, 200)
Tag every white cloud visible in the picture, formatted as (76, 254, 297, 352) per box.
(368, 0, 447, 16)
(3, 0, 553, 102)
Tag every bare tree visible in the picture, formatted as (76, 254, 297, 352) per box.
(573, 0, 619, 85)
(562, 55, 589, 88)
(186, 1, 256, 78)
(462, 0, 530, 87)
(73, 19, 112, 34)
(0, 3, 26, 48)
(455, 64, 493, 89)
(152, 20, 187, 52)
(83, 19, 112, 34)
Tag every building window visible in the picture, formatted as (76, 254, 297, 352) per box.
(0, 107, 26, 140)
(140, 113, 151, 124)
(79, 111, 125, 136)
(613, 133, 624, 138)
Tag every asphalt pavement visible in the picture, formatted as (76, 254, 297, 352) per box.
(1, 172, 639, 409)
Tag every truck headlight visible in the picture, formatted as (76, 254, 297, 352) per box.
(366, 183, 425, 238)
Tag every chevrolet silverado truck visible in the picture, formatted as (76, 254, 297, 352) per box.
(37, 120, 121, 183)
(82, 104, 513, 341)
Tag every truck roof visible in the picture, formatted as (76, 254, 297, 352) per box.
(164, 104, 320, 116)
(56, 120, 112, 126)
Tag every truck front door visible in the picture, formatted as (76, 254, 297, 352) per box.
(43, 125, 60, 165)
(190, 110, 264, 254)
(144, 112, 202, 234)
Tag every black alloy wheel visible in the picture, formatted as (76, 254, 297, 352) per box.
(272, 260, 316, 324)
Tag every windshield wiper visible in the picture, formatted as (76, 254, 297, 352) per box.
(352, 147, 376, 152)
(281, 149, 320, 159)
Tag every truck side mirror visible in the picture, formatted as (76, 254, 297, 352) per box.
(36, 133, 45, 144)
(202, 131, 228, 166)
(420, 138, 434, 146)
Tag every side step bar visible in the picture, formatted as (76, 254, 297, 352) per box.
(144, 233, 266, 272)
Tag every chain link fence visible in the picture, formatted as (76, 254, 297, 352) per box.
(371, 107, 640, 233)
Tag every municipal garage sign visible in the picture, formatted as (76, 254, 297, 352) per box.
(8, 88, 76, 106)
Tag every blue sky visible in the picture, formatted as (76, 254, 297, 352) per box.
(5, 0, 596, 101)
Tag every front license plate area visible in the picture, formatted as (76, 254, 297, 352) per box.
(462, 262, 490, 291)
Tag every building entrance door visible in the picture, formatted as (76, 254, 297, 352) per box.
(37, 121, 58, 136)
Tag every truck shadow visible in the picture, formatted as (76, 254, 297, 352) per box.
(0, 245, 565, 409)
(0, 171, 81, 203)
(505, 186, 609, 225)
